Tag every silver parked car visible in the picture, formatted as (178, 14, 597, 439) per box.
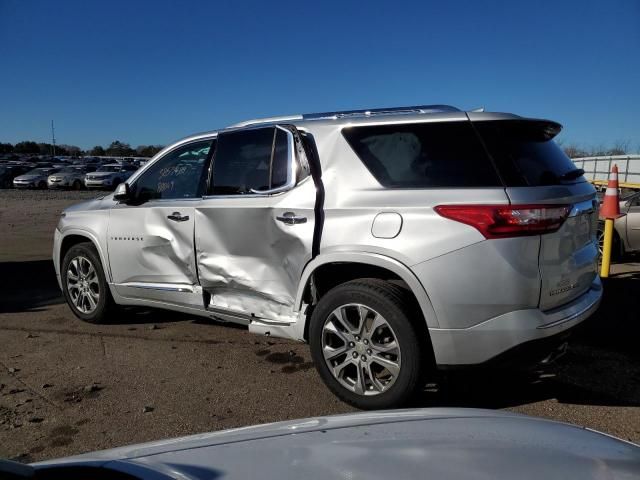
(8, 409, 640, 479)
(598, 190, 640, 257)
(53, 105, 601, 408)
(47, 165, 96, 190)
(84, 163, 138, 189)
(13, 167, 59, 189)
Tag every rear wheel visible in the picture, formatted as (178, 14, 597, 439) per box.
(61, 242, 116, 324)
(309, 279, 425, 409)
(72, 179, 82, 190)
(38, 181, 47, 189)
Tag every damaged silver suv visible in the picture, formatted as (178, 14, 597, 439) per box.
(53, 105, 602, 409)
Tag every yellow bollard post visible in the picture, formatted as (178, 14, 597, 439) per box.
(600, 218, 614, 278)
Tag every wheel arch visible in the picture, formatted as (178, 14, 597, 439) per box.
(59, 230, 111, 281)
(295, 252, 440, 337)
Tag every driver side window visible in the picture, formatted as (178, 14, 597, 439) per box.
(133, 140, 213, 201)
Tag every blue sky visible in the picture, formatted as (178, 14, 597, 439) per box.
(1, 0, 638, 150)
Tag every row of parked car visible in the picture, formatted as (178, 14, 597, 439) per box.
(0, 157, 145, 190)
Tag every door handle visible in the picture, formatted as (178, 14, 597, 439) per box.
(167, 212, 189, 222)
(276, 212, 307, 225)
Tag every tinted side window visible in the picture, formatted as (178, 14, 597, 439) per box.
(211, 127, 291, 195)
(474, 120, 581, 186)
(133, 140, 212, 201)
(342, 122, 501, 188)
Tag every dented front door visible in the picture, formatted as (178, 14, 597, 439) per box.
(108, 200, 200, 304)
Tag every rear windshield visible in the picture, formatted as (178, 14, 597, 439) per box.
(342, 121, 501, 188)
(473, 120, 583, 186)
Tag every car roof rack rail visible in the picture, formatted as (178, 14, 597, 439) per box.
(227, 104, 460, 129)
(302, 104, 460, 120)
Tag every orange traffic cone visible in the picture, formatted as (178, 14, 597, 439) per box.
(599, 164, 622, 219)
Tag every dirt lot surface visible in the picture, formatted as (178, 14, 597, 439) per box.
(1, 189, 639, 463)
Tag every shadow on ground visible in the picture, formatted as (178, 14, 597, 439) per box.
(0, 260, 64, 313)
(416, 267, 640, 410)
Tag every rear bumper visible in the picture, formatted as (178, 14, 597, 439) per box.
(430, 277, 602, 366)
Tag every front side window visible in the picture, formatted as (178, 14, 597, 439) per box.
(132, 140, 213, 201)
(211, 127, 291, 195)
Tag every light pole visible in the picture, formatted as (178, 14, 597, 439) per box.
(51, 120, 56, 158)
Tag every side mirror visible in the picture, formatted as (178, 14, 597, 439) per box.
(114, 182, 130, 201)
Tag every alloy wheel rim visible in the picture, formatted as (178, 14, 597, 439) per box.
(321, 303, 401, 396)
(598, 229, 605, 256)
(66, 256, 100, 314)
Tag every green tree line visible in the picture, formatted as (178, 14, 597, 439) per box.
(0, 140, 164, 158)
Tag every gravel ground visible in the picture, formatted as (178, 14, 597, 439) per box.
(0, 189, 638, 462)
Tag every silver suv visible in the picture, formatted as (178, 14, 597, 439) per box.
(53, 105, 602, 409)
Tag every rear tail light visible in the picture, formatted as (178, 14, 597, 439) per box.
(434, 204, 570, 239)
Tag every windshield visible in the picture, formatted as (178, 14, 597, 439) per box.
(25, 168, 53, 175)
(96, 165, 120, 172)
(57, 167, 78, 174)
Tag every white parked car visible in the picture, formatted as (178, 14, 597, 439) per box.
(47, 165, 96, 190)
(12, 167, 59, 189)
(84, 163, 138, 190)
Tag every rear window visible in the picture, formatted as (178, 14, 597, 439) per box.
(473, 120, 582, 186)
(342, 121, 501, 188)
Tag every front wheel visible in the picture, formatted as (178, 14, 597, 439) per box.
(309, 279, 425, 409)
(61, 242, 116, 323)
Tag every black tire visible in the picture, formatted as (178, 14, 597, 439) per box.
(61, 242, 116, 324)
(38, 181, 47, 189)
(309, 278, 427, 409)
(73, 179, 82, 190)
(112, 178, 122, 190)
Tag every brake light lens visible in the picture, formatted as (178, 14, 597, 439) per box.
(434, 204, 571, 239)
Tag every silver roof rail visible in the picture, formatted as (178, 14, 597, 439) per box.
(227, 105, 460, 129)
(302, 104, 460, 120)
(228, 114, 303, 129)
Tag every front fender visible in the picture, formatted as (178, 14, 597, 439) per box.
(57, 227, 112, 282)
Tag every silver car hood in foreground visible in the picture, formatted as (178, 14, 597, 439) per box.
(33, 409, 640, 479)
